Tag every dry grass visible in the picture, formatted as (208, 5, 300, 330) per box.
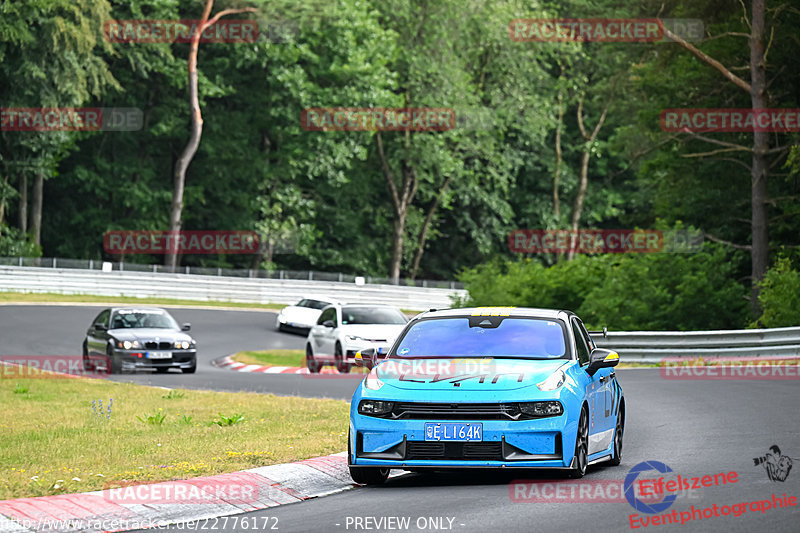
(0, 291, 283, 310)
(0, 375, 349, 500)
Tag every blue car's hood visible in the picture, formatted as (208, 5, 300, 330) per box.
(376, 357, 569, 391)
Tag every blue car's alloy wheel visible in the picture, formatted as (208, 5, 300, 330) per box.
(568, 409, 589, 478)
(348, 432, 389, 485)
(610, 406, 624, 466)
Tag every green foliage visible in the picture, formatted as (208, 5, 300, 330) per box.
(136, 410, 167, 425)
(460, 244, 748, 331)
(210, 413, 245, 427)
(0, 0, 797, 332)
(12, 383, 29, 394)
(162, 389, 186, 400)
(752, 257, 800, 328)
(0, 224, 41, 257)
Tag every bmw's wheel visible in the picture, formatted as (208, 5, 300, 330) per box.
(108, 345, 121, 374)
(568, 408, 589, 478)
(82, 341, 92, 371)
(610, 405, 624, 466)
(306, 345, 320, 373)
(334, 343, 349, 373)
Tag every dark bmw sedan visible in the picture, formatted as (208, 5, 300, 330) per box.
(83, 307, 197, 374)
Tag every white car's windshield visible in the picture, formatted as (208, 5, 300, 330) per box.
(392, 317, 568, 359)
(298, 299, 330, 310)
(341, 307, 407, 325)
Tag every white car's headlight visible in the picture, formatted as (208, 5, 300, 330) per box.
(364, 366, 384, 390)
(537, 369, 566, 391)
(345, 335, 366, 342)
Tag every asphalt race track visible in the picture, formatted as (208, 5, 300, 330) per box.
(1, 305, 798, 533)
(0, 304, 363, 399)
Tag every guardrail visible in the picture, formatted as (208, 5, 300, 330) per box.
(0, 256, 463, 289)
(0, 266, 466, 311)
(1, 263, 797, 356)
(592, 327, 800, 361)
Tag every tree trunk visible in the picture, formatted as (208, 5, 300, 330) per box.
(390, 216, 406, 283)
(568, 97, 609, 260)
(409, 175, 451, 280)
(553, 88, 564, 221)
(0, 172, 8, 226)
(165, 0, 257, 270)
(30, 172, 43, 246)
(19, 174, 27, 234)
(661, 4, 769, 318)
(377, 131, 418, 284)
(749, 0, 769, 317)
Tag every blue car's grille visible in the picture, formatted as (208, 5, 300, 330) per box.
(406, 441, 503, 461)
(391, 402, 522, 420)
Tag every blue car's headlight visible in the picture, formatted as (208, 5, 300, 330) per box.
(519, 401, 563, 417)
(537, 369, 566, 391)
(358, 400, 394, 416)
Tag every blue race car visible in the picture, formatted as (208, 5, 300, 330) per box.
(348, 307, 624, 484)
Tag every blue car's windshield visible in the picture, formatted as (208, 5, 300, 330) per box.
(392, 317, 567, 359)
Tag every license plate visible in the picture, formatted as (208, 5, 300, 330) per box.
(424, 422, 482, 442)
(147, 351, 171, 359)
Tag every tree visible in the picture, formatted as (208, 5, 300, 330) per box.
(0, 0, 119, 249)
(166, 0, 257, 269)
(660, 0, 790, 316)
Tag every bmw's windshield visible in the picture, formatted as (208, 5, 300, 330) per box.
(110, 309, 178, 329)
(391, 316, 568, 359)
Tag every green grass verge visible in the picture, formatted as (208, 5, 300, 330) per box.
(0, 376, 349, 500)
(232, 349, 306, 367)
(0, 291, 283, 310)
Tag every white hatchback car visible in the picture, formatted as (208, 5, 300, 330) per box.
(305, 304, 408, 373)
(276, 297, 336, 333)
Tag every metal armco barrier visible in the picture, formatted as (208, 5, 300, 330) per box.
(0, 266, 466, 311)
(592, 327, 800, 361)
(1, 264, 797, 356)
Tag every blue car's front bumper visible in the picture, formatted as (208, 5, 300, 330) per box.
(350, 413, 573, 469)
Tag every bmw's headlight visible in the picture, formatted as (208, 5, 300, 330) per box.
(174, 341, 190, 349)
(519, 401, 563, 417)
(119, 340, 139, 349)
(537, 369, 566, 391)
(358, 399, 394, 416)
(364, 366, 384, 390)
